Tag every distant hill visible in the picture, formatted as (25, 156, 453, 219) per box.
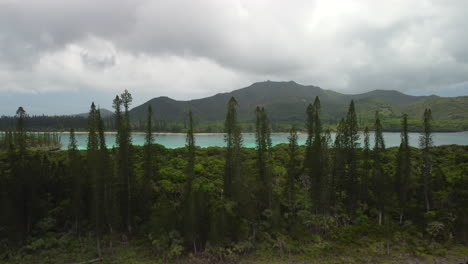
(75, 108, 113, 118)
(1, 81, 466, 132)
(130, 81, 467, 127)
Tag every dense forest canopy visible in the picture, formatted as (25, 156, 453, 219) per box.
(1, 90, 467, 263)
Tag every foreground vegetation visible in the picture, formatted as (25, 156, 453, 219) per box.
(1, 143, 467, 263)
(1, 91, 467, 263)
(3, 227, 468, 263)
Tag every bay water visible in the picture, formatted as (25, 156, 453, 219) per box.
(58, 131, 468, 150)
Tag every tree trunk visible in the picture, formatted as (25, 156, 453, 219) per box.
(425, 189, 430, 212)
(96, 236, 101, 258)
(75, 218, 80, 238)
(109, 226, 114, 255)
(127, 171, 132, 234)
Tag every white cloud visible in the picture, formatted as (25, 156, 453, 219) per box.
(1, 37, 252, 103)
(0, 0, 468, 113)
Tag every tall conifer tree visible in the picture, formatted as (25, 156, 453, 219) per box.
(224, 97, 242, 198)
(15, 107, 26, 156)
(15, 107, 30, 237)
(114, 90, 134, 233)
(420, 108, 433, 212)
(68, 128, 82, 236)
(396, 114, 411, 223)
(360, 126, 371, 204)
(184, 110, 200, 251)
(321, 128, 332, 213)
(87, 103, 102, 256)
(113, 95, 123, 147)
(305, 103, 315, 165)
(344, 100, 360, 214)
(286, 126, 300, 210)
(144, 105, 155, 181)
(112, 95, 124, 233)
(141, 104, 155, 222)
(373, 112, 386, 225)
(122, 90, 133, 233)
(96, 109, 116, 248)
(255, 107, 273, 209)
(186, 111, 196, 182)
(305, 97, 325, 212)
(331, 117, 346, 208)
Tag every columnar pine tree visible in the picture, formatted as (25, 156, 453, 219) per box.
(121, 90, 133, 233)
(255, 106, 273, 209)
(286, 126, 300, 211)
(360, 126, 371, 204)
(184, 110, 199, 251)
(305, 103, 315, 166)
(420, 108, 433, 212)
(68, 128, 82, 236)
(112, 95, 123, 232)
(331, 118, 346, 208)
(87, 103, 102, 256)
(113, 95, 123, 147)
(396, 114, 411, 223)
(224, 97, 242, 198)
(15, 107, 30, 238)
(142, 104, 155, 220)
(373, 111, 386, 225)
(96, 109, 116, 251)
(114, 90, 134, 233)
(3, 99, 468, 252)
(305, 97, 325, 213)
(186, 111, 196, 182)
(144, 105, 155, 183)
(321, 128, 332, 213)
(15, 107, 26, 156)
(344, 100, 360, 214)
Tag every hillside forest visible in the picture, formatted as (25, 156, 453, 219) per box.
(1, 81, 468, 133)
(1, 90, 467, 263)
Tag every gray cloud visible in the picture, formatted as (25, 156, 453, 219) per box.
(0, 0, 139, 68)
(81, 52, 116, 69)
(0, 0, 468, 114)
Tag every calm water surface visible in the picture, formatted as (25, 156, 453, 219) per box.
(59, 131, 468, 150)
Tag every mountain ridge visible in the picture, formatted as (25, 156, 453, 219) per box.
(129, 81, 465, 125)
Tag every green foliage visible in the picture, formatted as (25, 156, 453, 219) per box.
(2, 96, 468, 264)
(224, 96, 242, 198)
(255, 106, 273, 210)
(4, 82, 468, 133)
(1, 144, 468, 263)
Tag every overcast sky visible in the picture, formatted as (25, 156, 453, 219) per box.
(1, 0, 468, 115)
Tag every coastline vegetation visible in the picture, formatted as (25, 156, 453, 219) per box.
(1, 91, 467, 263)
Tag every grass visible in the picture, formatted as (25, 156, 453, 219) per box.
(3, 231, 468, 264)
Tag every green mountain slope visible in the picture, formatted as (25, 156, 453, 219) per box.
(129, 81, 468, 130)
(403, 96, 468, 120)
